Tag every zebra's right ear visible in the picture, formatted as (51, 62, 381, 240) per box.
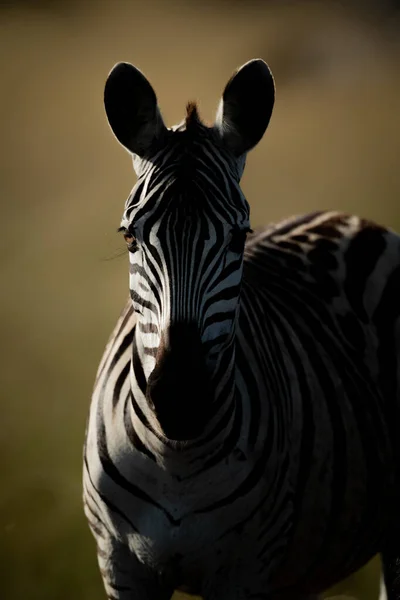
(214, 59, 275, 157)
(104, 62, 166, 156)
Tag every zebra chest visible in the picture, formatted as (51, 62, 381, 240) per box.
(102, 446, 267, 569)
(127, 480, 265, 592)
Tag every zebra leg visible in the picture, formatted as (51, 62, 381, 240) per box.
(268, 593, 319, 600)
(203, 578, 319, 600)
(381, 542, 400, 600)
(242, 596, 318, 600)
(96, 538, 174, 600)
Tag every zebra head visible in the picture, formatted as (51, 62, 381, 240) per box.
(104, 60, 274, 440)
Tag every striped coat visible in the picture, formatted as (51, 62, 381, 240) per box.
(83, 59, 400, 600)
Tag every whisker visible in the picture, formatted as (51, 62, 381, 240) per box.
(100, 248, 127, 262)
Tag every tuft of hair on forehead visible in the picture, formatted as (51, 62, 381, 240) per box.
(185, 101, 201, 128)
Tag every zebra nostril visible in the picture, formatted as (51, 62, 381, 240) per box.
(147, 396, 155, 411)
(146, 371, 159, 412)
(233, 447, 246, 462)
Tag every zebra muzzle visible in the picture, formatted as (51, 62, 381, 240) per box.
(146, 323, 214, 441)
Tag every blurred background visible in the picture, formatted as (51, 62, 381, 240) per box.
(1, 0, 399, 598)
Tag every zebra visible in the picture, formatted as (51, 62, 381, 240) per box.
(83, 58, 400, 600)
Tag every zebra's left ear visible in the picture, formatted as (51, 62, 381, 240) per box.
(214, 59, 275, 157)
(104, 62, 167, 157)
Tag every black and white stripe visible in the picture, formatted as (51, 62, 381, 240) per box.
(84, 60, 400, 600)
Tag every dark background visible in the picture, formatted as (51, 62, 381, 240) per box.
(1, 1, 399, 598)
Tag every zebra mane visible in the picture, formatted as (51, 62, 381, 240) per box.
(185, 101, 201, 129)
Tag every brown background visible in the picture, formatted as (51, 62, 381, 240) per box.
(1, 1, 399, 598)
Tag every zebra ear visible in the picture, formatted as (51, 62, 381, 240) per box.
(104, 62, 166, 156)
(215, 59, 275, 157)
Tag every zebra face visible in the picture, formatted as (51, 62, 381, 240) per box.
(121, 126, 251, 344)
(104, 60, 274, 438)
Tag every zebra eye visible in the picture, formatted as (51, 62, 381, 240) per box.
(119, 227, 138, 251)
(123, 232, 135, 245)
